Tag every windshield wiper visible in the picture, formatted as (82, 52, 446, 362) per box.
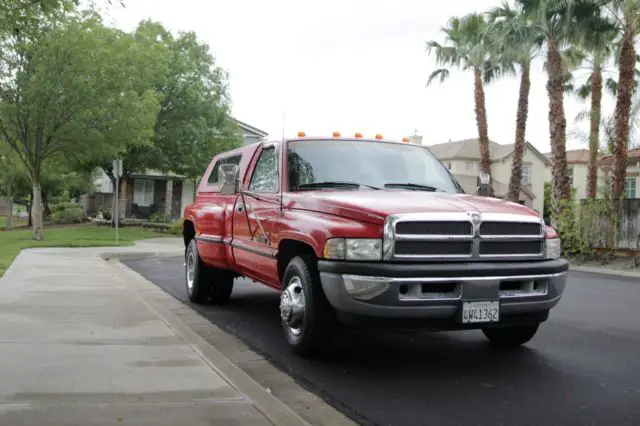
(384, 182, 446, 192)
(295, 181, 381, 191)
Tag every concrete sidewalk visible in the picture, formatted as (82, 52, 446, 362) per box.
(0, 238, 309, 426)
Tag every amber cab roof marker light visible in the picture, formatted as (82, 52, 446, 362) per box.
(297, 131, 306, 137)
(375, 133, 383, 140)
(354, 132, 363, 138)
(402, 137, 410, 143)
(332, 131, 341, 137)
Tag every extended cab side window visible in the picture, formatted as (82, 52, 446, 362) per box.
(208, 155, 242, 186)
(248, 146, 278, 193)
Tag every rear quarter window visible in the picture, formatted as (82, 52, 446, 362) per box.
(207, 154, 242, 186)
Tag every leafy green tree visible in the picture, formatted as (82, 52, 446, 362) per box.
(134, 20, 241, 180)
(0, 9, 160, 240)
(426, 13, 500, 196)
(69, 20, 242, 197)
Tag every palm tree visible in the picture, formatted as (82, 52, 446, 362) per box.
(486, 2, 543, 203)
(517, 0, 609, 220)
(568, 28, 618, 198)
(602, 0, 640, 200)
(426, 13, 499, 195)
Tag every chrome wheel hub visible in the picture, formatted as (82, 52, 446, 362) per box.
(186, 251, 195, 294)
(279, 276, 305, 336)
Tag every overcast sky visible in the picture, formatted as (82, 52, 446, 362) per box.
(104, 0, 615, 154)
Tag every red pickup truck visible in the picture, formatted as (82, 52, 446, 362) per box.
(182, 134, 568, 357)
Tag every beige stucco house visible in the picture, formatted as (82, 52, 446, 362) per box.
(599, 148, 640, 199)
(423, 138, 550, 213)
(542, 148, 638, 200)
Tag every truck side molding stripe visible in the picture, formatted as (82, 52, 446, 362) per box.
(195, 235, 276, 259)
(195, 235, 224, 244)
(231, 241, 277, 259)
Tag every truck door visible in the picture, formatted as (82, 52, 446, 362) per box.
(231, 143, 281, 287)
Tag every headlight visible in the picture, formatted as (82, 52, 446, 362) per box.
(323, 238, 382, 261)
(545, 238, 561, 259)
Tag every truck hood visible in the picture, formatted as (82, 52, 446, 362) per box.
(287, 190, 540, 224)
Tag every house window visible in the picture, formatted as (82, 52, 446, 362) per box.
(134, 179, 154, 207)
(566, 167, 574, 186)
(521, 164, 531, 185)
(249, 146, 278, 193)
(465, 162, 474, 172)
(208, 154, 242, 185)
(625, 177, 637, 199)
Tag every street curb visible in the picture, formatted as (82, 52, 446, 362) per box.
(105, 253, 313, 426)
(570, 265, 640, 278)
(99, 250, 183, 262)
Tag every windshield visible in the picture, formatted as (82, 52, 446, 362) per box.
(286, 139, 463, 193)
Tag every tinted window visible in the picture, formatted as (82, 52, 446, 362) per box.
(249, 147, 278, 193)
(208, 155, 241, 185)
(287, 140, 462, 193)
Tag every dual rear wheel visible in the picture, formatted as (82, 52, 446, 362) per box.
(184, 239, 234, 305)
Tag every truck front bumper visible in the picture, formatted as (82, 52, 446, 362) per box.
(317, 259, 569, 329)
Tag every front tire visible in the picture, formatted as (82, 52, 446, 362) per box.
(482, 324, 540, 348)
(185, 239, 234, 305)
(279, 255, 337, 358)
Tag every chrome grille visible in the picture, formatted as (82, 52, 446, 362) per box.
(479, 221, 542, 236)
(395, 221, 472, 236)
(395, 241, 472, 256)
(383, 212, 546, 261)
(479, 241, 543, 256)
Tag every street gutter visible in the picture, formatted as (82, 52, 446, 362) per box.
(569, 265, 640, 278)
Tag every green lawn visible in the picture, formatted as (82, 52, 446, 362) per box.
(0, 225, 165, 277)
(0, 216, 28, 229)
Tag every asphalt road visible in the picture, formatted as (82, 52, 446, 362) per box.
(123, 257, 640, 426)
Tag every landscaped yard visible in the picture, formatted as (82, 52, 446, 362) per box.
(0, 216, 28, 229)
(0, 225, 165, 277)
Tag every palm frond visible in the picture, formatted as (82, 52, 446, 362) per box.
(426, 68, 451, 87)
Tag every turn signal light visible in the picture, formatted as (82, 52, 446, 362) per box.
(544, 225, 558, 239)
(375, 133, 383, 140)
(354, 132, 363, 138)
(332, 131, 341, 137)
(297, 131, 306, 137)
(402, 137, 410, 143)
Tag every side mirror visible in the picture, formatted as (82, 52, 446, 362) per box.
(219, 164, 240, 195)
(476, 172, 493, 196)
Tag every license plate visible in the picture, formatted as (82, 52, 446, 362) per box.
(461, 301, 500, 324)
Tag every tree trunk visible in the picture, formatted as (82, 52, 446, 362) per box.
(546, 36, 571, 221)
(586, 66, 602, 199)
(507, 64, 531, 203)
(31, 181, 44, 241)
(6, 175, 12, 229)
(28, 188, 33, 227)
(473, 68, 493, 196)
(42, 191, 51, 218)
(611, 28, 635, 201)
(165, 179, 173, 219)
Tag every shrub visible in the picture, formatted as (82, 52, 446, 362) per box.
(149, 212, 171, 223)
(555, 198, 613, 260)
(51, 202, 84, 224)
